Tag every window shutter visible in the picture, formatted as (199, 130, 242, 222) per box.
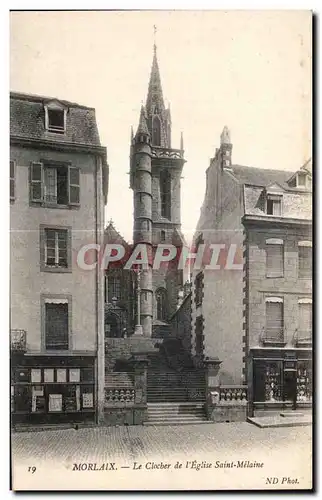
(30, 162, 43, 202)
(299, 246, 312, 278)
(45, 302, 69, 350)
(10, 161, 15, 201)
(299, 303, 312, 337)
(68, 166, 80, 205)
(265, 301, 283, 341)
(266, 244, 284, 277)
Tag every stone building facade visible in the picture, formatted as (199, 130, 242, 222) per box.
(191, 127, 312, 415)
(10, 92, 108, 426)
(243, 160, 312, 414)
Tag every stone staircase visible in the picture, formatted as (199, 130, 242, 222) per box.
(144, 402, 209, 426)
(147, 370, 206, 402)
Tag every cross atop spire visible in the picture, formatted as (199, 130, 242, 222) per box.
(153, 24, 157, 53)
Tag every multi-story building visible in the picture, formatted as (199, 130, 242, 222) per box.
(10, 92, 108, 426)
(192, 128, 312, 415)
(243, 159, 312, 415)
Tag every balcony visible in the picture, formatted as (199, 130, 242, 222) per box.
(10, 329, 26, 352)
(293, 330, 312, 348)
(150, 147, 184, 160)
(260, 328, 285, 347)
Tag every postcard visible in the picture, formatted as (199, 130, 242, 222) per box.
(10, 9, 312, 491)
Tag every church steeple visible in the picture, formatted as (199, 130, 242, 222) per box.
(146, 44, 165, 116)
(144, 43, 171, 148)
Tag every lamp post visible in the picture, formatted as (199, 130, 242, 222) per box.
(133, 267, 143, 336)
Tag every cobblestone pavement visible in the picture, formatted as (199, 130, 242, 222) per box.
(12, 422, 312, 491)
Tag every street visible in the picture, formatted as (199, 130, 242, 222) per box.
(12, 422, 312, 491)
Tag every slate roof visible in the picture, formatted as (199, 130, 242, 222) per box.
(231, 164, 294, 189)
(10, 91, 101, 147)
(104, 221, 131, 248)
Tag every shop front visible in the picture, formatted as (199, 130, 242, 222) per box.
(248, 347, 312, 417)
(11, 355, 96, 427)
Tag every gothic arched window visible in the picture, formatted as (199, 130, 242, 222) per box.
(152, 116, 161, 146)
(156, 288, 167, 321)
(160, 170, 171, 219)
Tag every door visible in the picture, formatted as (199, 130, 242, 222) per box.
(283, 369, 297, 409)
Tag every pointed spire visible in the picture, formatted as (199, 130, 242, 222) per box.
(220, 126, 231, 145)
(131, 125, 134, 142)
(136, 105, 150, 137)
(180, 131, 184, 151)
(146, 43, 165, 116)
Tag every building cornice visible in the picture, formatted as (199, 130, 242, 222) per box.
(10, 135, 107, 158)
(242, 214, 311, 227)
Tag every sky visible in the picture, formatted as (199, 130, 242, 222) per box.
(10, 10, 312, 243)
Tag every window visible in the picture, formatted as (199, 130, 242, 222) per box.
(195, 315, 204, 356)
(265, 297, 284, 342)
(160, 170, 171, 219)
(156, 288, 167, 321)
(47, 109, 65, 133)
(296, 172, 312, 189)
(297, 172, 306, 187)
(298, 241, 312, 278)
(266, 195, 282, 216)
(141, 219, 150, 232)
(40, 226, 71, 272)
(44, 298, 69, 350)
(160, 230, 166, 242)
(10, 160, 15, 201)
(45, 103, 66, 134)
(107, 276, 121, 303)
(152, 116, 161, 146)
(30, 162, 80, 207)
(44, 228, 68, 268)
(195, 272, 203, 306)
(266, 239, 284, 277)
(298, 299, 312, 339)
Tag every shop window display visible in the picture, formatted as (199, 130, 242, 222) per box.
(297, 362, 312, 402)
(264, 362, 282, 402)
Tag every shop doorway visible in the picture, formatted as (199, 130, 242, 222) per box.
(283, 369, 297, 408)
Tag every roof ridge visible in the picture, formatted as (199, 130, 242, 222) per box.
(10, 91, 95, 110)
(232, 164, 295, 175)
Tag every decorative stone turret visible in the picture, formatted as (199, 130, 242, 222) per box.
(219, 125, 233, 170)
(132, 105, 153, 337)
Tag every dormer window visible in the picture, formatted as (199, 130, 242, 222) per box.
(296, 172, 312, 189)
(266, 195, 282, 216)
(44, 100, 67, 134)
(297, 172, 306, 187)
(48, 109, 64, 132)
(287, 170, 312, 190)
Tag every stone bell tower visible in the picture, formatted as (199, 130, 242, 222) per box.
(130, 43, 186, 337)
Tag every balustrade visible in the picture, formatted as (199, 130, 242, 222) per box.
(10, 329, 26, 351)
(105, 388, 135, 405)
(150, 147, 183, 160)
(219, 385, 247, 403)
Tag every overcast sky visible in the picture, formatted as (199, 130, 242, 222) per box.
(10, 10, 312, 243)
